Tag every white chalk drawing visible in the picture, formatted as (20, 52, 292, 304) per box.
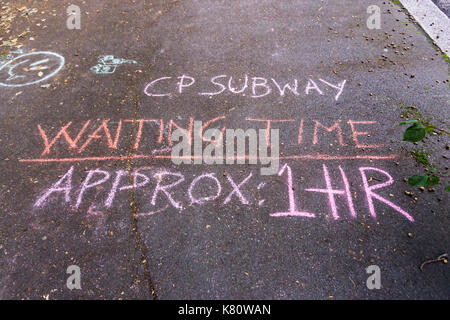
(90, 55, 137, 74)
(0, 51, 65, 87)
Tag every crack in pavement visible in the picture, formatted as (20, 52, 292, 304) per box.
(124, 95, 158, 300)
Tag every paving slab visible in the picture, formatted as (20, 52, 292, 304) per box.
(400, 0, 450, 54)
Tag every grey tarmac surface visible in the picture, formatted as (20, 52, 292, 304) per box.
(0, 0, 448, 299)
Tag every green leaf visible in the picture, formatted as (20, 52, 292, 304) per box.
(408, 175, 427, 186)
(403, 123, 426, 142)
(424, 175, 440, 187)
(445, 186, 450, 192)
(399, 120, 420, 126)
(413, 151, 429, 165)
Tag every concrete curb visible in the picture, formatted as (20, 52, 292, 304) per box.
(399, 0, 450, 54)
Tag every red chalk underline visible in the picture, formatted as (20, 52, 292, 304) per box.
(18, 154, 398, 163)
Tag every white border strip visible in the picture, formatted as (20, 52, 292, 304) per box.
(399, 0, 450, 53)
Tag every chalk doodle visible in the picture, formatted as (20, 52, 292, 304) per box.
(0, 51, 65, 87)
(90, 55, 137, 74)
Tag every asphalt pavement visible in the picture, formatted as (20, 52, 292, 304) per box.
(0, 0, 448, 299)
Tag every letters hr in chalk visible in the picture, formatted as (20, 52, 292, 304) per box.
(144, 75, 346, 101)
(34, 165, 414, 222)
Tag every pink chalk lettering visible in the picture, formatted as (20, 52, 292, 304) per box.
(151, 171, 185, 210)
(38, 121, 91, 155)
(168, 118, 193, 146)
(136, 204, 169, 217)
(78, 119, 122, 153)
(188, 173, 222, 205)
(339, 166, 357, 218)
(105, 170, 127, 208)
(34, 166, 74, 207)
(313, 120, 346, 146)
(359, 167, 414, 222)
(270, 163, 315, 218)
(297, 119, 304, 144)
(223, 172, 253, 205)
(305, 164, 355, 220)
(201, 116, 226, 143)
(125, 119, 162, 150)
(87, 204, 104, 216)
(347, 120, 383, 149)
(105, 170, 150, 208)
(76, 168, 110, 208)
